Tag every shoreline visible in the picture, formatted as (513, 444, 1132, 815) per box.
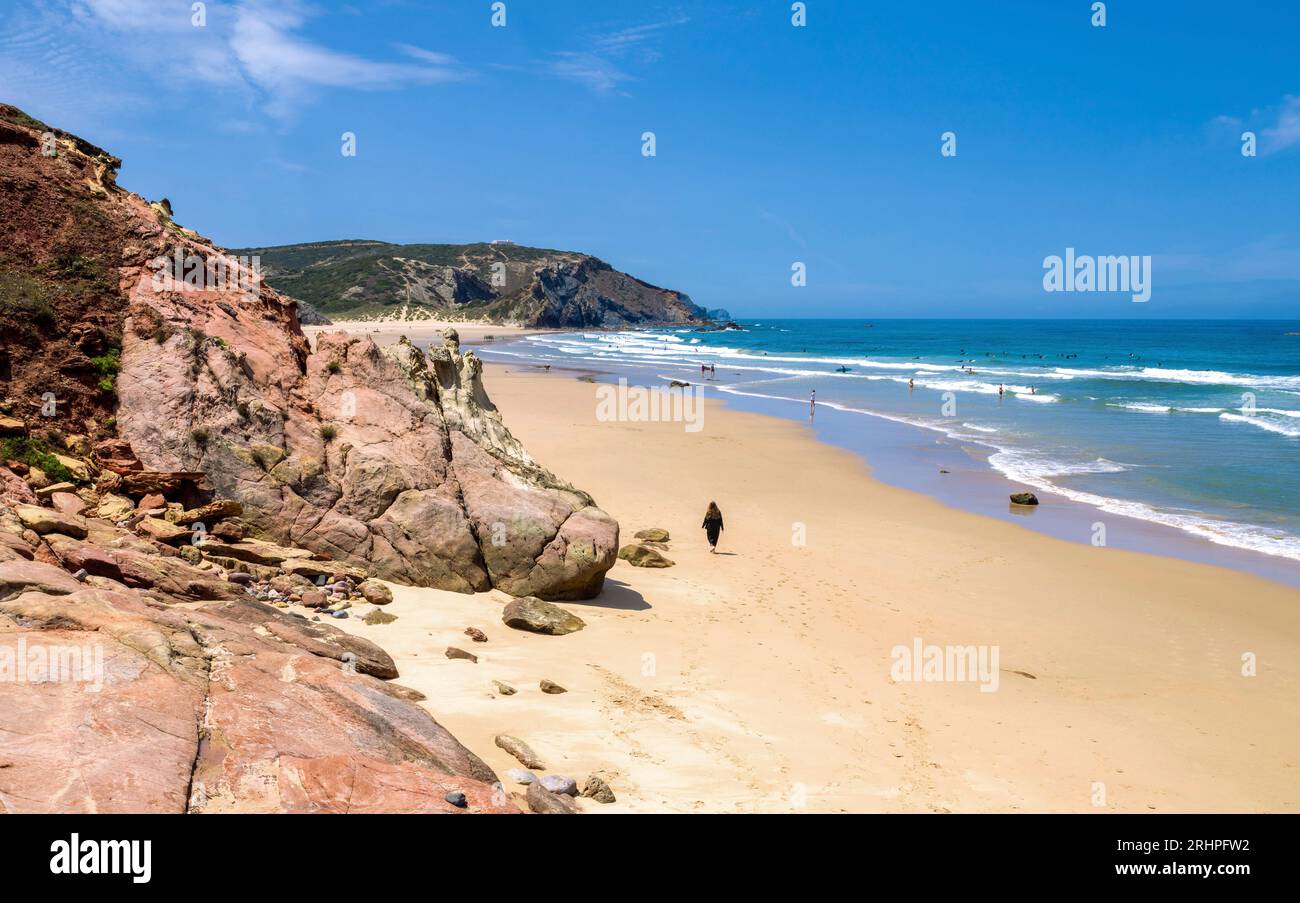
(471, 332, 1300, 590)
(309, 320, 1300, 586)
(710, 381, 1300, 590)
(330, 345, 1300, 813)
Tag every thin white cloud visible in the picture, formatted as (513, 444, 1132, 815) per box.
(1261, 95, 1300, 155)
(1215, 94, 1300, 156)
(395, 44, 458, 67)
(544, 13, 689, 95)
(73, 0, 197, 31)
(590, 15, 690, 54)
(547, 52, 634, 95)
(66, 0, 465, 118)
(759, 208, 808, 249)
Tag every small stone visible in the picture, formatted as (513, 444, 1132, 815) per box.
(492, 680, 517, 696)
(445, 646, 478, 663)
(137, 493, 167, 512)
(526, 781, 577, 815)
(73, 568, 88, 583)
(362, 609, 397, 625)
(540, 774, 578, 796)
(506, 768, 537, 785)
(634, 528, 671, 543)
(580, 775, 616, 804)
(330, 610, 348, 619)
(358, 579, 393, 605)
(465, 626, 488, 643)
(1010, 491, 1039, 506)
(444, 791, 467, 808)
(212, 520, 244, 541)
(618, 543, 675, 568)
(494, 734, 544, 769)
(540, 679, 567, 695)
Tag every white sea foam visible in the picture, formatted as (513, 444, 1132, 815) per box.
(1109, 402, 1172, 413)
(1219, 413, 1300, 438)
(987, 448, 1300, 560)
(710, 378, 1300, 562)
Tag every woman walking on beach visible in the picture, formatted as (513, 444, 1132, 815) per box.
(702, 501, 724, 553)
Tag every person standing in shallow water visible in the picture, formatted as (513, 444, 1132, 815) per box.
(702, 501, 724, 552)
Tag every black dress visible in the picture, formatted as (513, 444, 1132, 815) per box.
(703, 513, 723, 547)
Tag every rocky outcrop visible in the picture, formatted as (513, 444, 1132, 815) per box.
(0, 472, 513, 814)
(0, 105, 618, 600)
(113, 311, 616, 597)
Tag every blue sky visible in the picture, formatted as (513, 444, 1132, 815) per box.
(2, 0, 1298, 317)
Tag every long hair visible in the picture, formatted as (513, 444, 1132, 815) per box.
(705, 501, 721, 519)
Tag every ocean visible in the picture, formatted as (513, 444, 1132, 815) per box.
(476, 319, 1300, 586)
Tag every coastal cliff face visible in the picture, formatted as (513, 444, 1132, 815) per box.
(236, 239, 710, 327)
(0, 104, 619, 601)
(0, 102, 625, 812)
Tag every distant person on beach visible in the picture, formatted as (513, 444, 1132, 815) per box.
(702, 501, 724, 552)
(809, 389, 816, 417)
(908, 378, 914, 390)
(998, 384, 1004, 397)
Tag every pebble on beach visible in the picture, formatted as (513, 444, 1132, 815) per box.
(492, 680, 517, 696)
(540, 774, 578, 796)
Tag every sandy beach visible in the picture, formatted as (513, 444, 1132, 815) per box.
(330, 342, 1300, 813)
(302, 319, 547, 351)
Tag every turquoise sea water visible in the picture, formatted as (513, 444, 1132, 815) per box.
(477, 319, 1300, 583)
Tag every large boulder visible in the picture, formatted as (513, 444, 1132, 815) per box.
(116, 309, 617, 599)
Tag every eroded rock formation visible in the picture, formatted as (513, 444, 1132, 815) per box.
(0, 480, 513, 813)
(0, 104, 618, 601)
